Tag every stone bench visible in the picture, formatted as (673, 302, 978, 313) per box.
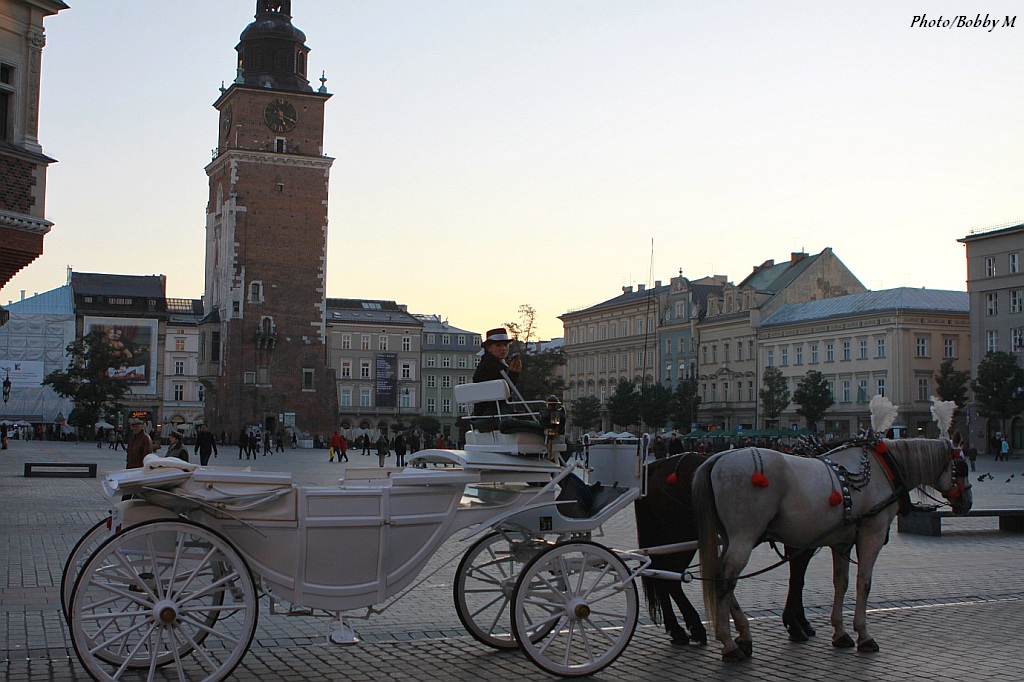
(897, 507, 1024, 536)
(24, 462, 98, 478)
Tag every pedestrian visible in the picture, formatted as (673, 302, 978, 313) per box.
(968, 444, 978, 472)
(291, 432, 297, 449)
(394, 432, 407, 467)
(276, 433, 284, 452)
(194, 423, 218, 466)
(1, 423, 8, 450)
(329, 430, 343, 462)
(96, 426, 104, 449)
(361, 433, 371, 456)
(377, 433, 390, 467)
(263, 430, 271, 456)
(998, 436, 1010, 462)
(165, 430, 189, 462)
(238, 428, 247, 459)
(339, 433, 349, 462)
(667, 434, 684, 456)
(125, 418, 152, 469)
(653, 436, 667, 460)
(115, 429, 125, 451)
(106, 428, 116, 449)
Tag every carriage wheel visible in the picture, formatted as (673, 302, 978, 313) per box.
(69, 519, 258, 681)
(62, 518, 112, 624)
(454, 530, 559, 649)
(511, 540, 638, 677)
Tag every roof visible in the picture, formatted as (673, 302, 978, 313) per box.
(760, 288, 969, 327)
(71, 272, 166, 298)
(958, 221, 1024, 243)
(413, 314, 475, 336)
(4, 284, 73, 314)
(561, 284, 670, 318)
(166, 298, 204, 325)
(325, 298, 421, 326)
(738, 253, 819, 293)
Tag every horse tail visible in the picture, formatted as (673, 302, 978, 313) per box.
(693, 453, 725, 635)
(640, 574, 663, 625)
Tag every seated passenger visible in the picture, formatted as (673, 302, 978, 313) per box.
(472, 327, 523, 418)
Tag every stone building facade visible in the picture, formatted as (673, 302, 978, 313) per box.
(0, 0, 67, 324)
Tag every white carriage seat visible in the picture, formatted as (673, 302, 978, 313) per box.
(455, 380, 548, 456)
(453, 379, 510, 405)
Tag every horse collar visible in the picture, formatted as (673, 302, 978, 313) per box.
(820, 451, 872, 523)
(870, 444, 913, 516)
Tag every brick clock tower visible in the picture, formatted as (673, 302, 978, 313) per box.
(200, 1, 337, 438)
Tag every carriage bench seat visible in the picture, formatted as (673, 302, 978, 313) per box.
(897, 507, 1024, 536)
(24, 462, 97, 478)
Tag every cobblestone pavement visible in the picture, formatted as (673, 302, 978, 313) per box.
(2, 440, 1023, 680)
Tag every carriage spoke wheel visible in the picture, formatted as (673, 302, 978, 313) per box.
(454, 530, 557, 649)
(69, 519, 258, 681)
(511, 540, 638, 677)
(62, 518, 113, 625)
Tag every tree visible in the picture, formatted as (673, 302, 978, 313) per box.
(669, 378, 701, 430)
(759, 366, 790, 426)
(971, 351, 1024, 436)
(639, 382, 673, 430)
(570, 395, 601, 432)
(410, 415, 442, 436)
(43, 331, 131, 429)
(505, 304, 538, 347)
(933, 358, 970, 409)
(516, 348, 566, 402)
(792, 370, 834, 432)
(607, 378, 639, 429)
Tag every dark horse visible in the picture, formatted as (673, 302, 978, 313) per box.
(634, 453, 817, 646)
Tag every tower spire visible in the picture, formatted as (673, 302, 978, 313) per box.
(236, 1, 310, 91)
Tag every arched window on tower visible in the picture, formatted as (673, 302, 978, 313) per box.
(249, 281, 264, 303)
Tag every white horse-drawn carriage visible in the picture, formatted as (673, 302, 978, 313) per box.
(63, 381, 671, 680)
(63, 384, 973, 680)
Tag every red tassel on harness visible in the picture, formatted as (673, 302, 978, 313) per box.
(666, 472, 678, 486)
(829, 490, 842, 506)
(751, 471, 770, 487)
(875, 441, 888, 455)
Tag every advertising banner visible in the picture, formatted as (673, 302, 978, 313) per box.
(84, 317, 159, 394)
(0, 359, 45, 386)
(375, 353, 398, 407)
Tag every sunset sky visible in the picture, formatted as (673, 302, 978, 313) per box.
(4, 0, 1021, 340)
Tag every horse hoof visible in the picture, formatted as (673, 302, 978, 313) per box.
(832, 634, 856, 648)
(692, 626, 708, 646)
(670, 631, 690, 646)
(858, 638, 880, 652)
(722, 647, 747, 662)
(787, 625, 809, 643)
(800, 620, 816, 638)
(734, 637, 753, 658)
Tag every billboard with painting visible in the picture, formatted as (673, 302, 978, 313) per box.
(83, 317, 159, 394)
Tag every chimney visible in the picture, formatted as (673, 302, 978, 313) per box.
(637, 283, 646, 292)
(754, 259, 775, 273)
(654, 280, 662, 287)
(791, 252, 808, 264)
(20, 290, 26, 301)
(622, 286, 633, 294)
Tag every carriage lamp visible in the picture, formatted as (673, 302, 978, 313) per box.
(541, 395, 566, 437)
(2, 372, 10, 404)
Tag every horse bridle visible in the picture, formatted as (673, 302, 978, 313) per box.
(942, 449, 971, 502)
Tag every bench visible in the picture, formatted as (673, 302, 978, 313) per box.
(897, 507, 1024, 536)
(24, 462, 98, 478)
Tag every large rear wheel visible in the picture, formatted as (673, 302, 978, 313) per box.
(69, 519, 257, 681)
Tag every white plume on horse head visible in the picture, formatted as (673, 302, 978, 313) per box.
(869, 395, 898, 434)
(929, 396, 956, 437)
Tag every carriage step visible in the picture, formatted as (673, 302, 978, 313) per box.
(897, 507, 1024, 536)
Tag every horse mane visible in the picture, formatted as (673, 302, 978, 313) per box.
(879, 438, 951, 489)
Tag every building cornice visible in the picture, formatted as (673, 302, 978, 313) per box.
(0, 209, 52, 235)
(205, 149, 335, 175)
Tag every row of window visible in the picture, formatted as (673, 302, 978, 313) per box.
(766, 337, 956, 366)
(338, 333, 414, 352)
(569, 317, 656, 344)
(987, 328, 1024, 353)
(984, 290, 1024, 315)
(983, 253, 1021, 277)
(423, 332, 480, 346)
(169, 383, 204, 402)
(570, 351, 654, 374)
(338, 359, 417, 380)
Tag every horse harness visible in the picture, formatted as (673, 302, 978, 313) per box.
(820, 442, 912, 527)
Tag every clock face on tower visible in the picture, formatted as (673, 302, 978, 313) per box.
(264, 98, 297, 133)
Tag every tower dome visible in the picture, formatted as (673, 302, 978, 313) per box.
(235, 1, 312, 91)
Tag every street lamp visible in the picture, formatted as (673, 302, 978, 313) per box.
(2, 371, 11, 404)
